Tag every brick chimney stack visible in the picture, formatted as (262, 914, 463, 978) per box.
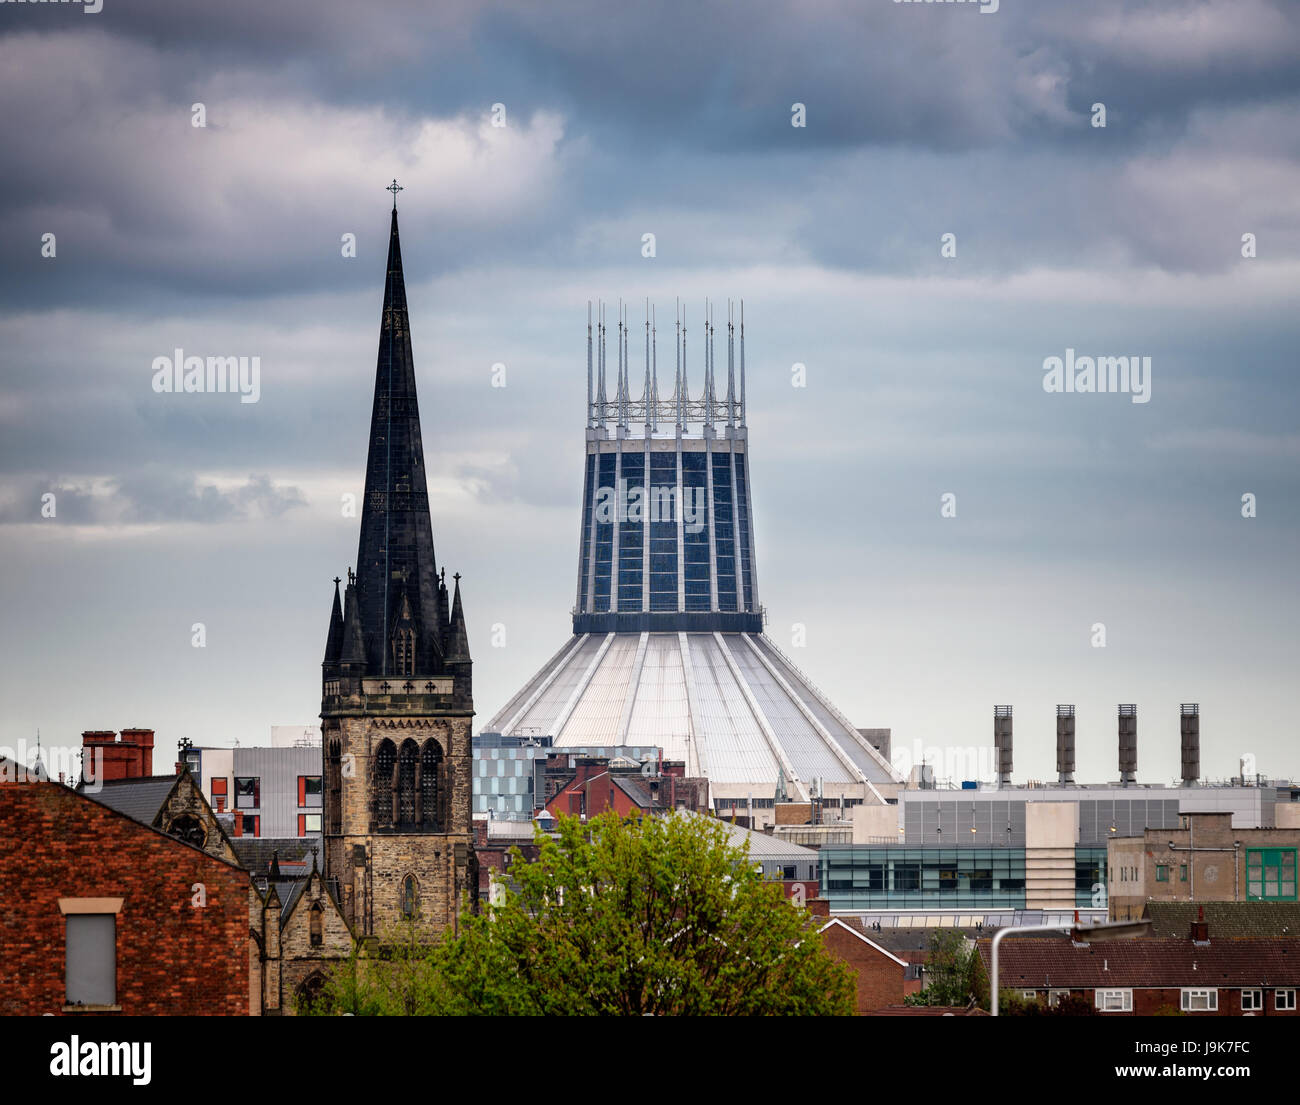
(120, 728, 154, 776)
(1191, 905, 1209, 944)
(80, 728, 156, 781)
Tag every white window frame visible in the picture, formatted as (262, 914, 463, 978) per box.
(1241, 989, 1262, 1011)
(1048, 989, 1070, 1008)
(1181, 988, 1218, 1012)
(1276, 989, 1297, 1011)
(1095, 988, 1132, 1012)
(1020, 990, 1038, 1002)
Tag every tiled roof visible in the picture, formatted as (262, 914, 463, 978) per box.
(1142, 901, 1300, 940)
(978, 937, 1300, 988)
(84, 777, 177, 826)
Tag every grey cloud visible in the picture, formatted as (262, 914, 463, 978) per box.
(0, 470, 307, 526)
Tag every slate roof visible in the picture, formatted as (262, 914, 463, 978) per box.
(1142, 901, 1300, 940)
(84, 776, 177, 826)
(978, 936, 1300, 988)
(837, 924, 979, 963)
(709, 814, 820, 860)
(280, 878, 309, 920)
(819, 919, 911, 966)
(611, 774, 655, 807)
(231, 837, 318, 875)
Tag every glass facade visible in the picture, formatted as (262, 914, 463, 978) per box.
(821, 846, 1027, 910)
(474, 745, 546, 816)
(471, 736, 660, 818)
(1074, 847, 1108, 907)
(617, 450, 644, 610)
(591, 452, 615, 611)
(579, 452, 595, 610)
(682, 451, 709, 610)
(712, 452, 737, 610)
(648, 449, 679, 611)
(735, 450, 753, 609)
(579, 439, 756, 622)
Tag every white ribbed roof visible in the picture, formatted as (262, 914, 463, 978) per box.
(482, 632, 901, 799)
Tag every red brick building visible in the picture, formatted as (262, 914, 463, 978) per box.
(0, 777, 251, 1015)
(473, 817, 544, 900)
(544, 756, 708, 820)
(818, 918, 917, 1014)
(978, 926, 1300, 1016)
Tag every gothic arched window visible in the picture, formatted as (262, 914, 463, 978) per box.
(397, 740, 419, 827)
(297, 971, 327, 1013)
(419, 739, 442, 831)
(393, 626, 415, 676)
(401, 875, 419, 920)
(325, 738, 343, 835)
(373, 739, 397, 828)
(309, 902, 324, 947)
(168, 814, 206, 850)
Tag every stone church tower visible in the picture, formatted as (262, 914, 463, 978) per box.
(320, 190, 476, 940)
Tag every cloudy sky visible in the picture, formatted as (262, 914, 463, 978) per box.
(1, 0, 1297, 787)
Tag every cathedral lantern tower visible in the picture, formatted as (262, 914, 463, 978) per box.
(321, 184, 475, 938)
(481, 300, 902, 822)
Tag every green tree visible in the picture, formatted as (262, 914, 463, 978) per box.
(424, 811, 854, 1015)
(301, 916, 442, 1016)
(906, 929, 979, 1007)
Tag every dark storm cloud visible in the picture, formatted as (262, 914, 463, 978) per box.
(1, 0, 1298, 772)
(0, 469, 307, 526)
(1, 0, 1297, 309)
(11, 0, 1296, 148)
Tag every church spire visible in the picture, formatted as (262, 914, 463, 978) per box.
(352, 193, 444, 676)
(339, 573, 367, 672)
(446, 573, 470, 662)
(323, 576, 344, 672)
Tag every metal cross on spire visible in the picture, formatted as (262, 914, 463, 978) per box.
(387, 178, 403, 210)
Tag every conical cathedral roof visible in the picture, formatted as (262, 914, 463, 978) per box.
(482, 630, 898, 800)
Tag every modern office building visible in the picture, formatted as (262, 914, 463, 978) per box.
(480, 303, 901, 821)
(820, 781, 1289, 925)
(183, 741, 323, 840)
(472, 733, 661, 819)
